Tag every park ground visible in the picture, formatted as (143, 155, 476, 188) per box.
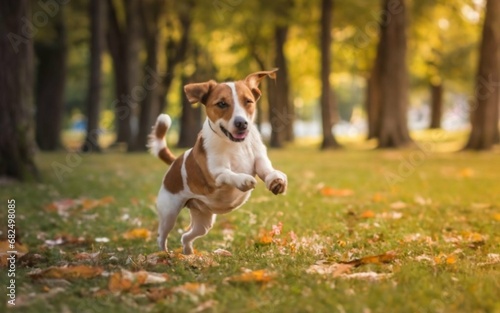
(1, 130, 499, 313)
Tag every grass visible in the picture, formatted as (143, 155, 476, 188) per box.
(1, 132, 500, 313)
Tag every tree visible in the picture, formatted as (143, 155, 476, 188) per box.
(107, 0, 142, 148)
(319, 0, 340, 149)
(131, 0, 166, 151)
(82, 0, 106, 152)
(270, 24, 293, 148)
(464, 0, 500, 150)
(0, 0, 38, 180)
(35, 8, 67, 150)
(368, 0, 413, 148)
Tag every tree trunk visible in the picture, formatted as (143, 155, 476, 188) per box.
(177, 75, 202, 148)
(82, 0, 106, 152)
(270, 25, 293, 148)
(132, 0, 165, 151)
(0, 0, 38, 181)
(35, 10, 67, 151)
(319, 0, 340, 149)
(107, 0, 141, 148)
(373, 0, 412, 148)
(429, 82, 443, 129)
(155, 4, 193, 117)
(464, 0, 500, 150)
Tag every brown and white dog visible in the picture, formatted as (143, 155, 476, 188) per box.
(148, 69, 287, 254)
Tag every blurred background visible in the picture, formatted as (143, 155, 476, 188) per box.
(1, 0, 499, 181)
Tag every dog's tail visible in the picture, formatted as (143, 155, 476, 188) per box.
(147, 114, 176, 165)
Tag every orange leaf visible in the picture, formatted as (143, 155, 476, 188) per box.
(493, 213, 500, 222)
(30, 265, 103, 280)
(226, 269, 276, 284)
(360, 210, 375, 219)
(123, 228, 152, 240)
(99, 196, 115, 205)
(341, 251, 397, 267)
(320, 187, 354, 197)
(172, 282, 214, 296)
(458, 168, 474, 178)
(372, 193, 385, 202)
(108, 269, 168, 293)
(0, 241, 29, 267)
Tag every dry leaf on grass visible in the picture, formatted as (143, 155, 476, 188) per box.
(360, 210, 375, 219)
(225, 269, 276, 284)
(0, 240, 28, 267)
(108, 269, 169, 293)
(29, 265, 103, 280)
(306, 262, 353, 277)
(342, 272, 393, 281)
(172, 282, 215, 296)
(340, 251, 397, 267)
(213, 249, 232, 257)
(320, 187, 354, 197)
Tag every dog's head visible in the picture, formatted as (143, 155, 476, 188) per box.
(184, 69, 278, 143)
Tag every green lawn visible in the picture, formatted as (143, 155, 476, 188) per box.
(1, 132, 500, 313)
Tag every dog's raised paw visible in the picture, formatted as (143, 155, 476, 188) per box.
(269, 178, 286, 195)
(235, 174, 257, 192)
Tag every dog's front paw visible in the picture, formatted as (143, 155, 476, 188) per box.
(234, 174, 257, 192)
(265, 171, 287, 195)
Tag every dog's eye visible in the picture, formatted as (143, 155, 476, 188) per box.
(216, 101, 228, 109)
(245, 99, 254, 106)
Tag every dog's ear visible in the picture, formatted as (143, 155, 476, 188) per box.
(184, 80, 217, 105)
(244, 68, 279, 101)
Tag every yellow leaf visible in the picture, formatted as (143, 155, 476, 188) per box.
(226, 269, 276, 284)
(30, 265, 103, 280)
(123, 228, 152, 240)
(493, 213, 500, 221)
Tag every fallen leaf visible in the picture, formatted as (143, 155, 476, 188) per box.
(74, 251, 101, 261)
(225, 269, 276, 284)
(414, 195, 432, 206)
(213, 249, 232, 257)
(108, 269, 168, 293)
(191, 300, 218, 313)
(306, 262, 353, 277)
(320, 187, 354, 197)
(172, 282, 215, 296)
(122, 228, 152, 241)
(341, 272, 392, 281)
(29, 265, 103, 280)
(458, 168, 474, 178)
(146, 287, 173, 302)
(0, 241, 29, 267)
(390, 201, 407, 209)
(493, 213, 500, 222)
(360, 210, 375, 219)
(372, 193, 385, 202)
(341, 251, 397, 267)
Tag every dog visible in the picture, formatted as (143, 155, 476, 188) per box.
(148, 69, 288, 254)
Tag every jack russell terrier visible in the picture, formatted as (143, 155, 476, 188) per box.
(148, 69, 288, 254)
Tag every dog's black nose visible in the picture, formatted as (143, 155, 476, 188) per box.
(234, 116, 248, 130)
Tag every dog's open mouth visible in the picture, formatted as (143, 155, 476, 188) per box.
(220, 125, 247, 142)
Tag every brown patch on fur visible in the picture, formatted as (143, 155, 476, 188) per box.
(234, 81, 256, 117)
(158, 148, 176, 165)
(163, 153, 184, 194)
(155, 122, 167, 138)
(185, 136, 216, 195)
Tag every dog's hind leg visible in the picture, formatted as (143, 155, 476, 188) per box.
(156, 187, 184, 251)
(181, 209, 216, 255)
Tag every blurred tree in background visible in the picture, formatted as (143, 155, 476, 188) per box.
(1, 0, 498, 180)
